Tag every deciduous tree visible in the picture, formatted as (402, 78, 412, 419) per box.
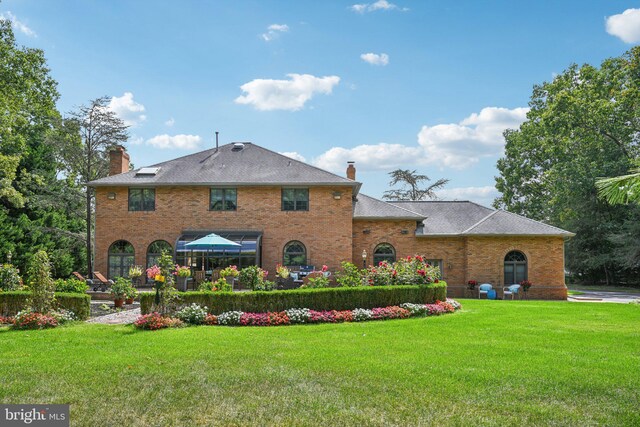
(494, 47, 640, 285)
(382, 169, 449, 201)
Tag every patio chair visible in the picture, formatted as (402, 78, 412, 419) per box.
(72, 271, 95, 288)
(503, 284, 521, 300)
(478, 283, 493, 299)
(194, 270, 206, 287)
(92, 271, 114, 292)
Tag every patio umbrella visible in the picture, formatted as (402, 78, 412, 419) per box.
(185, 233, 242, 251)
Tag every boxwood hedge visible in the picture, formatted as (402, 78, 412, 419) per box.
(0, 291, 91, 320)
(141, 282, 447, 315)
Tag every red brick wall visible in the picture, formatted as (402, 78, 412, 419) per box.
(94, 186, 353, 279)
(352, 219, 417, 268)
(353, 220, 567, 300)
(465, 236, 567, 300)
(95, 186, 567, 299)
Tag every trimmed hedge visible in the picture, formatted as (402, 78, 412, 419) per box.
(141, 282, 447, 315)
(0, 291, 91, 320)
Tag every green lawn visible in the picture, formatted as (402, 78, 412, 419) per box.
(1, 300, 639, 426)
(566, 283, 640, 294)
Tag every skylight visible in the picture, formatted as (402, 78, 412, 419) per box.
(136, 167, 160, 176)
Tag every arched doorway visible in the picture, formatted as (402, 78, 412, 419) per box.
(108, 240, 135, 279)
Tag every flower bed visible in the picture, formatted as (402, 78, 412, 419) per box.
(140, 283, 447, 315)
(134, 299, 461, 329)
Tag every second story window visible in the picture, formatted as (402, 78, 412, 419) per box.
(210, 188, 237, 211)
(282, 188, 309, 211)
(128, 188, 155, 211)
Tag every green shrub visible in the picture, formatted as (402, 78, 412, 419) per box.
(238, 265, 267, 290)
(0, 291, 90, 320)
(25, 250, 56, 313)
(198, 279, 232, 292)
(54, 278, 88, 294)
(0, 264, 22, 291)
(335, 262, 364, 287)
(303, 276, 330, 288)
(140, 282, 447, 315)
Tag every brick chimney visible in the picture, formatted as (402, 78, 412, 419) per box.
(346, 161, 356, 180)
(109, 145, 130, 176)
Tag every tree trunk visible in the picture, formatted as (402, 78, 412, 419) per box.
(86, 187, 92, 277)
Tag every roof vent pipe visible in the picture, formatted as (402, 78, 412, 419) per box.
(215, 131, 219, 152)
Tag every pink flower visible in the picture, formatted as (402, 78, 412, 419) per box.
(322, 265, 328, 272)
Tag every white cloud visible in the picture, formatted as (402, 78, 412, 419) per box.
(261, 23, 289, 41)
(235, 73, 340, 111)
(313, 143, 423, 173)
(108, 92, 146, 127)
(130, 135, 144, 145)
(418, 107, 529, 168)
(606, 8, 640, 43)
(164, 117, 175, 127)
(312, 106, 528, 173)
(350, 1, 408, 13)
(146, 134, 201, 149)
(360, 52, 389, 66)
(436, 186, 498, 206)
(0, 11, 36, 37)
(279, 151, 307, 162)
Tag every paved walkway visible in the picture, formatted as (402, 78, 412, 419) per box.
(87, 307, 141, 325)
(568, 290, 640, 304)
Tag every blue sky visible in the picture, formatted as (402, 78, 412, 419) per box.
(3, 0, 640, 206)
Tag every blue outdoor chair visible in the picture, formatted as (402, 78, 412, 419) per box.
(478, 283, 493, 299)
(503, 284, 521, 300)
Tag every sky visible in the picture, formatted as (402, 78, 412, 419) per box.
(2, 0, 640, 206)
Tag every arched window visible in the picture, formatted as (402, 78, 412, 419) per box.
(108, 240, 135, 280)
(147, 240, 172, 270)
(504, 250, 527, 285)
(373, 243, 396, 266)
(283, 241, 306, 266)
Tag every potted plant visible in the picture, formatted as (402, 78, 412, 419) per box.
(275, 264, 293, 289)
(174, 264, 191, 291)
(466, 280, 478, 297)
(125, 285, 138, 304)
(520, 280, 532, 298)
(110, 277, 130, 308)
(128, 265, 143, 287)
(220, 265, 239, 287)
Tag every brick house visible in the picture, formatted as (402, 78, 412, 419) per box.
(88, 142, 573, 299)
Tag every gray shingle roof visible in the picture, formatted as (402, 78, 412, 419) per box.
(88, 143, 361, 189)
(390, 201, 574, 237)
(391, 201, 493, 234)
(353, 194, 425, 220)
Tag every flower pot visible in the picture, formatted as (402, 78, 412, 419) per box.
(177, 276, 188, 292)
(225, 276, 235, 287)
(114, 298, 125, 308)
(125, 297, 134, 304)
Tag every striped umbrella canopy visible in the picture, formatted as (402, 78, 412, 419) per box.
(184, 233, 242, 251)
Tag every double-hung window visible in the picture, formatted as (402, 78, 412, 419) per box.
(128, 188, 155, 211)
(282, 188, 309, 211)
(210, 188, 237, 211)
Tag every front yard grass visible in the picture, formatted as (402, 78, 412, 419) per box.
(1, 300, 639, 426)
